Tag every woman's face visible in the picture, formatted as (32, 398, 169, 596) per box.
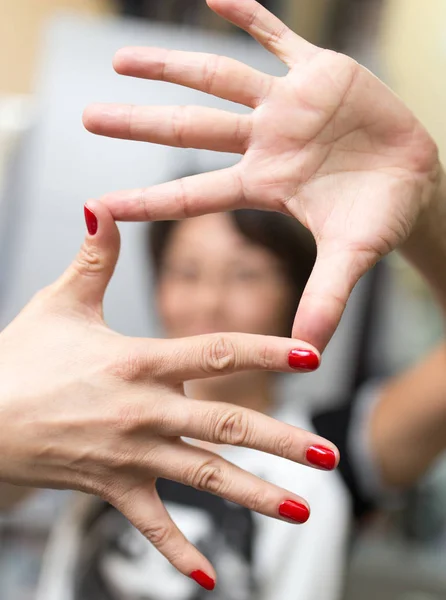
(156, 213, 295, 340)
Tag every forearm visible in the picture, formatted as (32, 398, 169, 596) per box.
(400, 167, 446, 311)
(370, 343, 446, 488)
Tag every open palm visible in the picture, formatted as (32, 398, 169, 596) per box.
(83, 0, 441, 350)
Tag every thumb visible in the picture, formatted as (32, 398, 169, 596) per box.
(292, 243, 375, 352)
(56, 201, 121, 312)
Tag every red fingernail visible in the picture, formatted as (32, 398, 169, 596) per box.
(288, 349, 319, 371)
(190, 570, 215, 591)
(278, 500, 310, 524)
(306, 445, 337, 471)
(84, 205, 98, 236)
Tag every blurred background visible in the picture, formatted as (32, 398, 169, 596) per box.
(0, 1, 445, 599)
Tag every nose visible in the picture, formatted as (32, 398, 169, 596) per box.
(195, 279, 226, 315)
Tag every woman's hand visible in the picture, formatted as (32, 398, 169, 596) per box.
(0, 201, 337, 586)
(83, 0, 443, 351)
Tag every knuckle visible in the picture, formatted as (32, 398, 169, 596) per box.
(187, 459, 225, 494)
(214, 409, 251, 447)
(235, 114, 249, 151)
(274, 432, 295, 459)
(114, 402, 147, 433)
(203, 335, 237, 374)
(108, 345, 170, 384)
(109, 350, 147, 382)
(108, 442, 160, 477)
(144, 343, 177, 380)
(172, 105, 189, 148)
(246, 8, 257, 29)
(97, 478, 119, 503)
(246, 489, 266, 514)
(176, 177, 190, 219)
(203, 54, 221, 95)
(94, 470, 132, 504)
(266, 24, 289, 50)
(110, 404, 170, 441)
(104, 442, 160, 476)
(74, 242, 103, 277)
(140, 187, 154, 221)
(257, 343, 275, 370)
(141, 521, 173, 548)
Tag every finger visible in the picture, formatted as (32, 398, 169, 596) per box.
(83, 103, 251, 153)
(292, 244, 375, 352)
(55, 200, 121, 311)
(112, 46, 272, 108)
(99, 167, 250, 222)
(206, 0, 319, 67)
(159, 439, 312, 524)
(113, 485, 216, 590)
(154, 399, 339, 472)
(140, 332, 320, 381)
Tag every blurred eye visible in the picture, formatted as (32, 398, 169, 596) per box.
(163, 264, 199, 282)
(231, 268, 265, 283)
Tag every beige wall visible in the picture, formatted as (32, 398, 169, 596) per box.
(380, 0, 446, 160)
(0, 0, 115, 93)
(200, 0, 332, 42)
(283, 0, 334, 45)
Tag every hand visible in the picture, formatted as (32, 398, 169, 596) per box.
(0, 201, 336, 584)
(83, 0, 441, 351)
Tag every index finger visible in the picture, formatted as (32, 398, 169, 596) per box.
(98, 168, 249, 222)
(134, 332, 321, 381)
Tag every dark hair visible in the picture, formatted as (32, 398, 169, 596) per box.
(147, 210, 316, 329)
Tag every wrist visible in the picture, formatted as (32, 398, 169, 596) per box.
(400, 166, 446, 313)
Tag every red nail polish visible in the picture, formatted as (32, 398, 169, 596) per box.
(306, 445, 337, 471)
(278, 500, 310, 524)
(288, 349, 319, 371)
(190, 570, 215, 591)
(84, 205, 98, 236)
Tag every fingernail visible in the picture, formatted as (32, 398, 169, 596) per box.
(306, 445, 337, 471)
(190, 570, 216, 591)
(288, 349, 319, 371)
(278, 500, 310, 524)
(84, 205, 98, 236)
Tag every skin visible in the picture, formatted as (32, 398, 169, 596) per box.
(83, 0, 445, 352)
(0, 201, 335, 583)
(2, 0, 446, 588)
